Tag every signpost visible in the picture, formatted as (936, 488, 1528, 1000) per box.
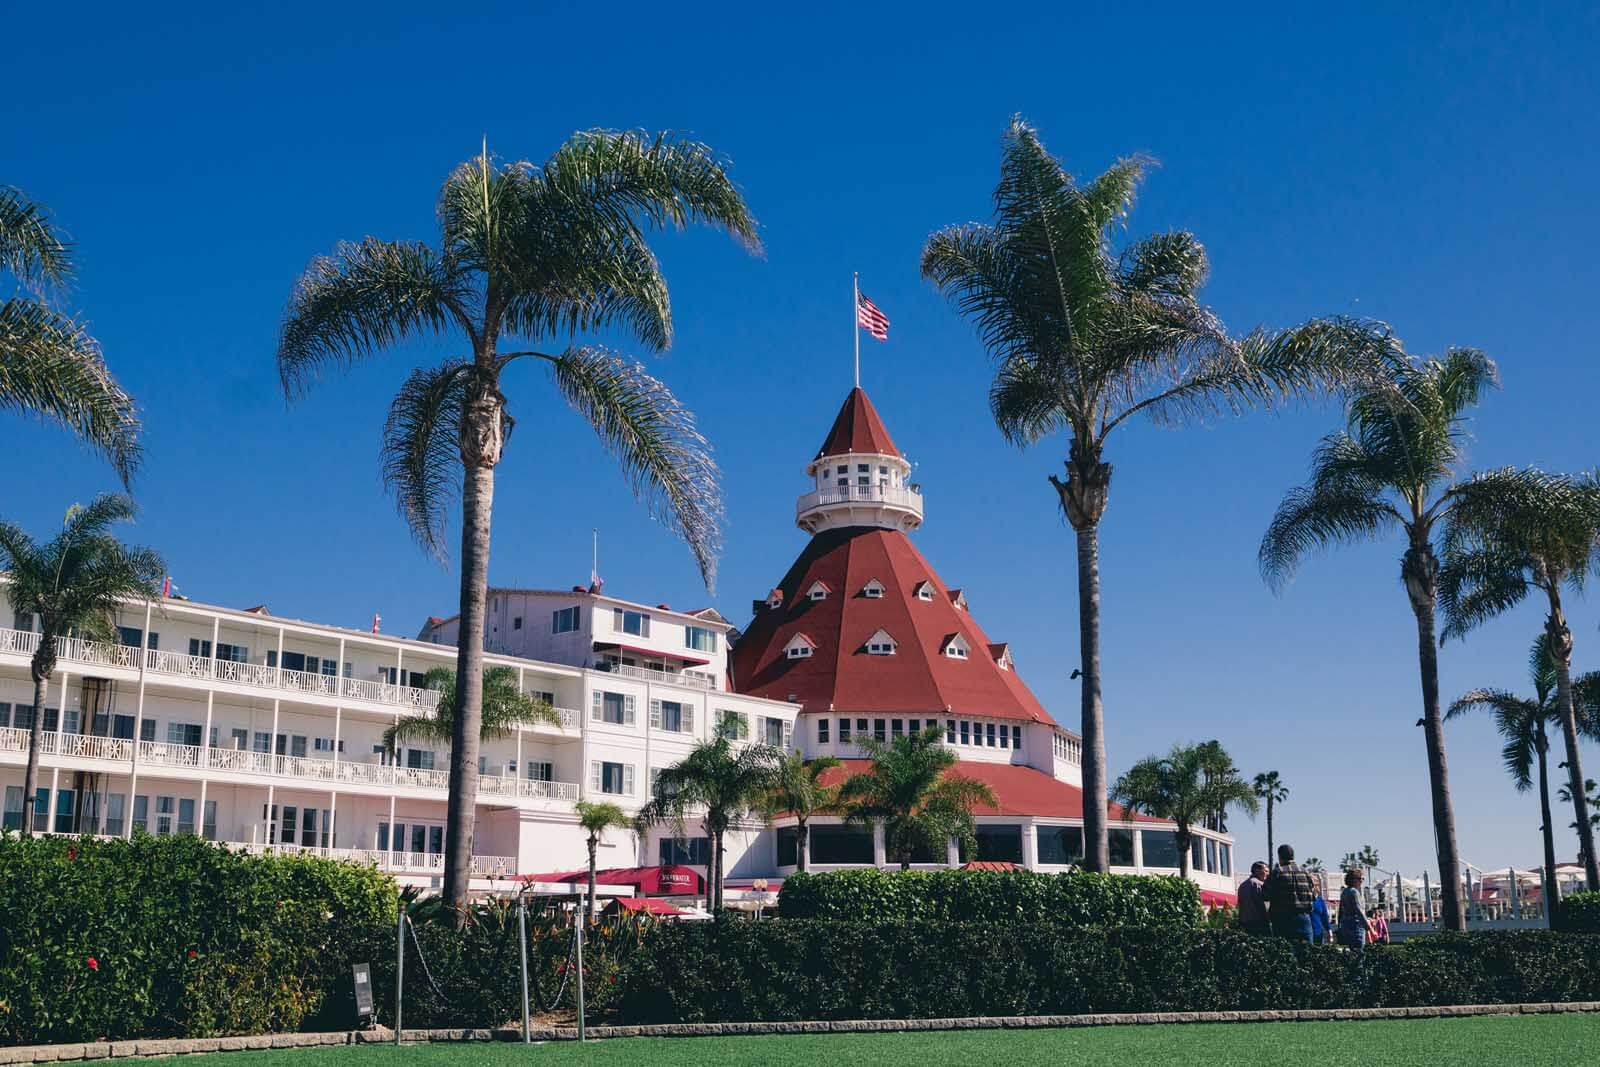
(352, 963, 374, 1025)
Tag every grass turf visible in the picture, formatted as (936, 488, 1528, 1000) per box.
(130, 1014, 1600, 1066)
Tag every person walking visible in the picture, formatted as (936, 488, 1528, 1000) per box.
(1338, 867, 1373, 956)
(1311, 874, 1332, 944)
(1368, 904, 1391, 944)
(1263, 844, 1319, 942)
(1238, 861, 1271, 936)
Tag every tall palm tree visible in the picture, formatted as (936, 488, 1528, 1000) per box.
(1440, 467, 1600, 892)
(1448, 634, 1600, 911)
(1260, 347, 1496, 930)
(573, 800, 632, 922)
(0, 495, 163, 834)
(381, 665, 560, 755)
(1112, 741, 1259, 881)
(762, 749, 841, 873)
(1, 187, 141, 482)
(838, 726, 997, 870)
(277, 132, 759, 911)
(922, 118, 1383, 871)
(1253, 771, 1289, 863)
(636, 724, 781, 911)
(1557, 779, 1600, 869)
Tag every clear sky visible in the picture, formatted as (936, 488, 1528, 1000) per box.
(5, 2, 1598, 877)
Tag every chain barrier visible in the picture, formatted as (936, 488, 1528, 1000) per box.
(404, 913, 460, 1008)
(529, 917, 580, 1014)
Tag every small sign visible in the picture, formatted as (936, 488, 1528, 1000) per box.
(352, 963, 374, 1018)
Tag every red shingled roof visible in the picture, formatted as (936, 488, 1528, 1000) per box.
(815, 387, 901, 460)
(811, 760, 1159, 822)
(730, 526, 1057, 725)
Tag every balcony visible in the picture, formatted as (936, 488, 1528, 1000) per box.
(0, 627, 440, 711)
(795, 483, 924, 533)
(0, 727, 580, 803)
(592, 660, 717, 691)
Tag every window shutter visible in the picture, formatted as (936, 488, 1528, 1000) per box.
(591, 691, 603, 722)
(589, 762, 600, 792)
(683, 704, 695, 735)
(649, 699, 662, 729)
(624, 696, 636, 726)
(624, 764, 635, 796)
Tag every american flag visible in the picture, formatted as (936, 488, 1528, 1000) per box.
(856, 292, 889, 341)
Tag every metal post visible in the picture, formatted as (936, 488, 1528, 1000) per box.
(1541, 866, 1552, 928)
(1422, 870, 1432, 923)
(575, 917, 586, 1042)
(1512, 867, 1522, 920)
(518, 902, 531, 1043)
(394, 910, 405, 1045)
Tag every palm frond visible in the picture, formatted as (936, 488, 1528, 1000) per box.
(987, 350, 1075, 446)
(380, 360, 470, 559)
(1437, 543, 1531, 641)
(0, 187, 72, 290)
(921, 223, 1066, 382)
(1259, 482, 1398, 590)
(547, 346, 722, 589)
(277, 238, 471, 399)
(0, 298, 141, 485)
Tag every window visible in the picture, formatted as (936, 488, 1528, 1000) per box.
(658, 837, 709, 865)
(914, 581, 934, 602)
(944, 635, 970, 659)
(1192, 836, 1205, 873)
(202, 800, 217, 841)
(1013, 728, 1023, 753)
(650, 699, 692, 734)
(1141, 830, 1181, 869)
(891, 718, 903, 738)
(809, 824, 874, 864)
(527, 761, 554, 782)
(252, 731, 271, 754)
(140, 719, 156, 742)
(838, 718, 851, 742)
(404, 749, 436, 770)
(105, 793, 126, 836)
(998, 724, 1009, 749)
(189, 638, 212, 658)
(762, 716, 788, 748)
(1109, 828, 1135, 866)
(784, 635, 815, 659)
(613, 609, 650, 637)
(960, 825, 1023, 865)
(529, 689, 556, 708)
(117, 626, 145, 647)
(1219, 843, 1233, 878)
(313, 737, 344, 753)
(861, 579, 885, 599)
(591, 760, 634, 796)
(512, 616, 523, 631)
(0, 702, 8, 728)
(946, 719, 956, 743)
(985, 722, 997, 747)
(777, 826, 800, 866)
(718, 710, 749, 740)
(156, 796, 175, 836)
(873, 718, 886, 743)
(13, 611, 35, 632)
(806, 581, 829, 601)
(2, 786, 22, 831)
(167, 722, 202, 747)
(592, 691, 635, 726)
(552, 607, 581, 633)
(817, 718, 830, 744)
(178, 798, 197, 836)
(1038, 825, 1085, 866)
(131, 795, 148, 833)
(960, 720, 970, 745)
(1206, 838, 1219, 874)
(217, 643, 248, 663)
(865, 629, 896, 655)
(856, 718, 868, 741)
(685, 626, 718, 653)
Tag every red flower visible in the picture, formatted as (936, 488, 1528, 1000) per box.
(67, 847, 78, 861)
(86, 957, 99, 971)
(187, 949, 198, 959)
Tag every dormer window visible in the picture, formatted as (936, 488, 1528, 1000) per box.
(991, 643, 1014, 671)
(785, 634, 816, 660)
(806, 581, 830, 602)
(913, 580, 935, 602)
(942, 633, 970, 660)
(861, 578, 886, 599)
(767, 588, 785, 610)
(865, 628, 897, 656)
(948, 589, 968, 611)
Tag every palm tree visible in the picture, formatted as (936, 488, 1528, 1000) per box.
(1440, 468, 1600, 892)
(573, 800, 632, 922)
(1112, 741, 1259, 881)
(1260, 347, 1496, 930)
(762, 749, 841, 873)
(381, 665, 560, 755)
(1447, 634, 1600, 911)
(0, 495, 163, 834)
(1304, 856, 1326, 874)
(277, 132, 759, 912)
(1339, 852, 1361, 874)
(1357, 844, 1381, 884)
(636, 723, 781, 911)
(1557, 780, 1600, 869)
(1, 187, 141, 482)
(838, 726, 997, 870)
(1253, 771, 1289, 863)
(922, 118, 1383, 871)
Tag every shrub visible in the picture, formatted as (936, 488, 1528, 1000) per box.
(778, 868, 1203, 928)
(1555, 891, 1600, 934)
(614, 920, 1600, 1024)
(0, 833, 396, 1046)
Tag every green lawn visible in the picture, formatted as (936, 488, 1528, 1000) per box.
(132, 1014, 1599, 1066)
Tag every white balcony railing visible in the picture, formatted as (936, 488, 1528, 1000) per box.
(796, 483, 925, 520)
(0, 627, 441, 712)
(236, 841, 515, 878)
(594, 661, 717, 690)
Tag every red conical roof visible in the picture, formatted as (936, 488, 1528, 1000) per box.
(730, 526, 1056, 725)
(815, 387, 901, 460)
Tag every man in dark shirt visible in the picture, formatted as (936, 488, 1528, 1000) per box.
(1263, 843, 1318, 942)
(1237, 861, 1270, 935)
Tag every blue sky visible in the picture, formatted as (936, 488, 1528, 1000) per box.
(6, 2, 1599, 876)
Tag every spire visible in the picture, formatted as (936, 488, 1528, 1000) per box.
(799, 388, 922, 534)
(815, 387, 901, 461)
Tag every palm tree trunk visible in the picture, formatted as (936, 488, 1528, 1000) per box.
(586, 835, 598, 924)
(1544, 602, 1600, 892)
(1406, 553, 1466, 932)
(1177, 828, 1191, 881)
(1266, 799, 1275, 865)
(1075, 523, 1109, 873)
(796, 818, 808, 874)
(1535, 721, 1560, 915)
(20, 657, 50, 837)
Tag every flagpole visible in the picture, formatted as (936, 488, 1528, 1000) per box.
(853, 272, 860, 389)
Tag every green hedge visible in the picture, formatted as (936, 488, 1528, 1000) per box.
(0, 833, 396, 1046)
(1555, 891, 1600, 933)
(615, 920, 1600, 1023)
(778, 868, 1203, 928)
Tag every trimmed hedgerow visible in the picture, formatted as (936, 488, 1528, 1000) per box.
(0, 833, 396, 1046)
(778, 868, 1203, 928)
(1555, 891, 1600, 934)
(614, 920, 1600, 1024)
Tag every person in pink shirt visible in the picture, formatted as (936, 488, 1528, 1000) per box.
(1368, 904, 1391, 944)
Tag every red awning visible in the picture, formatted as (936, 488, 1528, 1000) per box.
(594, 641, 712, 666)
(961, 861, 1020, 872)
(521, 865, 705, 896)
(606, 897, 689, 917)
(1200, 890, 1238, 908)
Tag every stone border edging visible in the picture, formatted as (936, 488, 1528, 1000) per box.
(3, 1001, 1597, 1063)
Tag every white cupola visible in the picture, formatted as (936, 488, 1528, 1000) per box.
(796, 387, 924, 534)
